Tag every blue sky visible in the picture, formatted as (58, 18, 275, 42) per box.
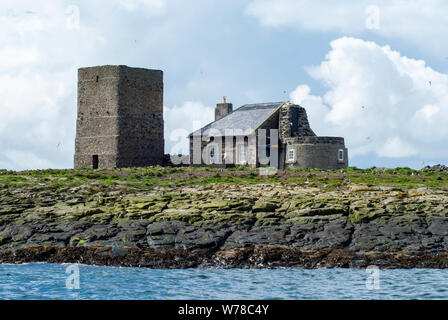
(1, 0, 447, 170)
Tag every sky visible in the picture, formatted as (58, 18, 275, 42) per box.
(1, 0, 447, 170)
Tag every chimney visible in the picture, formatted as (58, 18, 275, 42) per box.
(215, 96, 233, 121)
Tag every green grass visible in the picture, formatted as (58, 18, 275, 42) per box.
(0, 165, 447, 191)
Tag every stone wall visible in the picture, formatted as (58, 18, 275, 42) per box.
(278, 103, 347, 170)
(279, 103, 315, 141)
(189, 135, 257, 167)
(74, 65, 164, 169)
(284, 137, 348, 169)
(215, 102, 233, 121)
(116, 66, 164, 167)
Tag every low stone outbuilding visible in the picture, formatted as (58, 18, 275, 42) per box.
(189, 99, 348, 170)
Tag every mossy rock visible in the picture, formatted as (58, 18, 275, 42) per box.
(149, 209, 202, 224)
(129, 201, 168, 212)
(199, 212, 254, 225)
(200, 200, 237, 212)
(284, 217, 315, 224)
(349, 207, 386, 224)
(69, 237, 88, 246)
(252, 199, 279, 212)
(82, 212, 114, 223)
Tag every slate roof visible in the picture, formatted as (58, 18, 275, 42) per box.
(189, 102, 285, 137)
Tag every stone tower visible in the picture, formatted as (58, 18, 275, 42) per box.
(74, 65, 164, 169)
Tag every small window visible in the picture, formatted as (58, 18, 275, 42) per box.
(210, 147, 216, 164)
(96, 76, 99, 82)
(288, 149, 295, 161)
(238, 145, 246, 163)
(338, 149, 344, 162)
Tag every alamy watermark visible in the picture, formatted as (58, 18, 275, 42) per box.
(65, 264, 80, 290)
(65, 5, 81, 30)
(365, 5, 380, 30)
(169, 127, 280, 176)
(365, 265, 380, 290)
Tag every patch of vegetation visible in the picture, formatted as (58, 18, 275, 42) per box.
(0, 165, 447, 191)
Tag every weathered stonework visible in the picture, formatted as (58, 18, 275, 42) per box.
(277, 103, 347, 170)
(189, 100, 348, 170)
(279, 103, 315, 140)
(74, 65, 164, 169)
(284, 137, 348, 170)
(215, 102, 233, 121)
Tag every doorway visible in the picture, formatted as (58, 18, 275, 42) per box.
(92, 155, 99, 169)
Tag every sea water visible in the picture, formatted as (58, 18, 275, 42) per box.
(0, 263, 447, 300)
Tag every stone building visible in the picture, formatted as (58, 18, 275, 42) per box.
(189, 99, 348, 169)
(74, 65, 164, 169)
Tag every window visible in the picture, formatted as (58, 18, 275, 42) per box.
(338, 149, 344, 162)
(238, 145, 246, 163)
(265, 135, 271, 158)
(288, 149, 295, 161)
(210, 147, 216, 164)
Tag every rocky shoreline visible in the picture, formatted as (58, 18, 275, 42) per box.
(1, 168, 448, 268)
(2, 245, 448, 269)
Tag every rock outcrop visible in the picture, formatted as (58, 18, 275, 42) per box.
(1, 179, 448, 268)
(422, 164, 448, 172)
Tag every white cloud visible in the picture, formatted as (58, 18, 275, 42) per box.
(164, 102, 214, 155)
(246, 0, 366, 33)
(0, 47, 39, 68)
(377, 137, 417, 158)
(0, 151, 56, 171)
(117, 0, 167, 13)
(290, 37, 448, 160)
(246, 0, 448, 53)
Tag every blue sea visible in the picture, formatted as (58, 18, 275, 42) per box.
(0, 263, 448, 300)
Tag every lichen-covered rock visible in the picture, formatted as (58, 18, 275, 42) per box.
(1, 181, 448, 268)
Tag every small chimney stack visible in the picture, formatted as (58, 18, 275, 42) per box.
(215, 96, 233, 121)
